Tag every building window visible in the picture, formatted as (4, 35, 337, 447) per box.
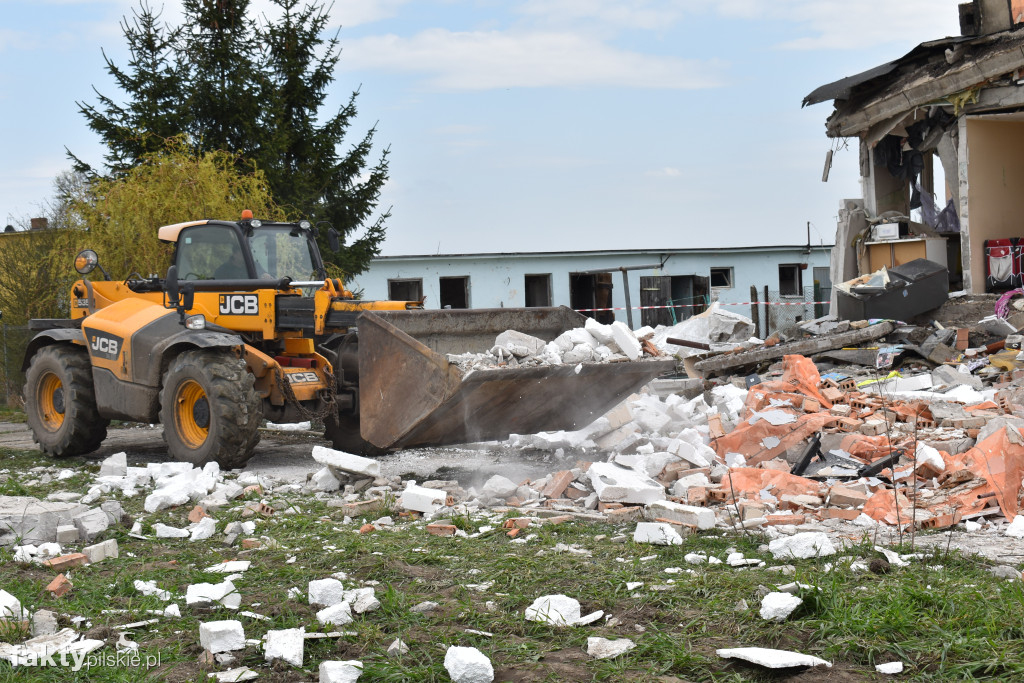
(439, 276, 470, 309)
(709, 267, 733, 289)
(524, 274, 552, 307)
(779, 264, 803, 297)
(388, 278, 422, 302)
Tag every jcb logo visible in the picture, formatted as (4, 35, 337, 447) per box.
(83, 328, 123, 361)
(219, 294, 258, 316)
(286, 371, 319, 384)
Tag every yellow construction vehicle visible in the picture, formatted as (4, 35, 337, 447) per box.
(23, 212, 673, 467)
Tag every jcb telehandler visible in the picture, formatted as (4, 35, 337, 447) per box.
(23, 212, 673, 467)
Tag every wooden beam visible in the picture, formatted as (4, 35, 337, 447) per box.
(692, 321, 895, 376)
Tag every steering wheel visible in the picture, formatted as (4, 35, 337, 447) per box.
(184, 272, 202, 280)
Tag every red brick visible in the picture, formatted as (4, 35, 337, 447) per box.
(43, 554, 88, 571)
(818, 508, 860, 521)
(188, 505, 208, 524)
(764, 514, 806, 526)
(241, 539, 262, 550)
(828, 485, 869, 508)
(425, 524, 456, 536)
(358, 523, 376, 534)
(541, 470, 574, 499)
(46, 573, 72, 598)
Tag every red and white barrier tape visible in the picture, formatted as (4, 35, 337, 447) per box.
(574, 301, 830, 312)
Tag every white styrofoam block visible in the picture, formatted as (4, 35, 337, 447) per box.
(587, 637, 636, 659)
(646, 500, 716, 530)
(99, 452, 128, 477)
(610, 321, 642, 360)
(584, 317, 616, 346)
(308, 578, 347, 607)
(319, 660, 363, 683)
(524, 595, 581, 626)
(82, 539, 118, 564)
(189, 516, 217, 541)
(588, 462, 665, 505)
(876, 661, 904, 674)
(444, 646, 494, 683)
(768, 532, 836, 559)
(316, 602, 354, 626)
(186, 579, 239, 609)
(0, 589, 26, 619)
(759, 592, 802, 621)
(153, 523, 190, 538)
(311, 446, 380, 478)
(717, 647, 831, 669)
(633, 522, 683, 546)
(310, 467, 342, 492)
(344, 587, 380, 614)
(1006, 516, 1024, 538)
(73, 508, 110, 541)
(264, 627, 305, 666)
(205, 561, 251, 573)
(199, 620, 245, 653)
(399, 484, 447, 513)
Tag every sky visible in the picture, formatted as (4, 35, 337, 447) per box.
(0, 0, 962, 256)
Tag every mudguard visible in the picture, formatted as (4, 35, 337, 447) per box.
(22, 329, 85, 371)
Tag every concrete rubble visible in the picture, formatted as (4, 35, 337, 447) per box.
(717, 646, 832, 669)
(443, 645, 494, 683)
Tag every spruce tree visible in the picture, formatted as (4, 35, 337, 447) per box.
(72, 0, 390, 276)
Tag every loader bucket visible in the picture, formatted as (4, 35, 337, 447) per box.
(355, 307, 676, 449)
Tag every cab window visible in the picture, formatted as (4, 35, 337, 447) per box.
(176, 226, 250, 280)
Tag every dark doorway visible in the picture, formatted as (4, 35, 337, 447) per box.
(640, 275, 709, 327)
(439, 276, 470, 309)
(524, 274, 552, 307)
(570, 273, 614, 324)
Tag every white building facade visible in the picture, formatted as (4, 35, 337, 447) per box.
(349, 244, 832, 335)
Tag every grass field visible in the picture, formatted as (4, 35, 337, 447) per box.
(1, 445, 1023, 682)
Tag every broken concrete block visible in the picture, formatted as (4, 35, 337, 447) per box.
(264, 627, 304, 666)
(316, 602, 354, 627)
(1005, 516, 1024, 538)
(310, 467, 342, 493)
(387, 638, 409, 657)
(759, 592, 802, 621)
(646, 500, 716, 530)
(524, 594, 581, 626)
(594, 423, 642, 452)
(444, 645, 494, 683)
(587, 637, 636, 659)
(319, 660, 363, 683)
(211, 667, 259, 682)
(312, 446, 380, 478)
(610, 321, 641, 360)
(717, 647, 831, 669)
(55, 525, 79, 544)
(399, 484, 447, 513)
(876, 661, 904, 674)
(494, 329, 546, 358)
(768, 532, 836, 559)
(932, 364, 982, 390)
(827, 485, 868, 508)
(100, 500, 125, 525)
(0, 496, 89, 545)
(309, 578, 347, 607)
(31, 609, 58, 637)
(588, 462, 665, 505)
(82, 539, 118, 564)
(199, 620, 245, 653)
(99, 452, 128, 477)
(633, 522, 683, 546)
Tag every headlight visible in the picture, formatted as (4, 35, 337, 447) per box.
(74, 250, 98, 275)
(184, 314, 206, 330)
(250, 219, 263, 228)
(298, 220, 311, 230)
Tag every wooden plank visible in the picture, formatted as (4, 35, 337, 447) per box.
(693, 321, 895, 376)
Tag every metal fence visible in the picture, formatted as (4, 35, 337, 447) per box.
(0, 325, 31, 408)
(738, 286, 831, 339)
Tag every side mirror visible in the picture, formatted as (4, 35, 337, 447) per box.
(181, 283, 195, 312)
(165, 265, 180, 307)
(328, 227, 341, 253)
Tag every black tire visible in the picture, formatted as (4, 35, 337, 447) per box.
(24, 344, 109, 457)
(324, 411, 390, 457)
(159, 349, 261, 469)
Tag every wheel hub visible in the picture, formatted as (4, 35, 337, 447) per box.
(192, 397, 210, 429)
(52, 387, 65, 415)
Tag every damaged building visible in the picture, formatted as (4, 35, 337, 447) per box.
(806, 0, 1024, 298)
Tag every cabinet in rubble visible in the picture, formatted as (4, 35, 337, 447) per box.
(865, 237, 947, 272)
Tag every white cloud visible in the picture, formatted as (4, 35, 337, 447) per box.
(646, 166, 682, 177)
(516, 0, 690, 31)
(0, 28, 40, 51)
(341, 29, 725, 90)
(333, 0, 411, 27)
(772, 0, 961, 50)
